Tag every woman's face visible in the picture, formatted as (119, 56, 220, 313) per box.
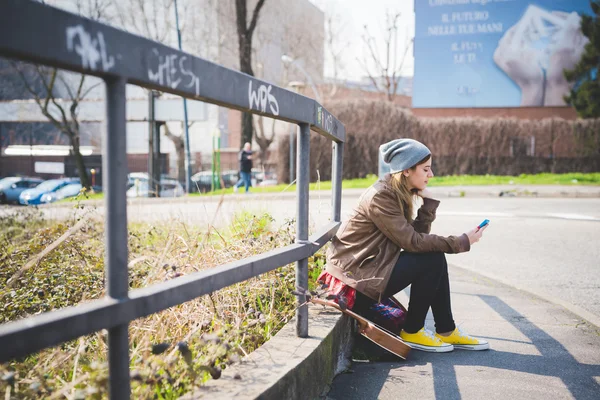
(404, 158, 434, 190)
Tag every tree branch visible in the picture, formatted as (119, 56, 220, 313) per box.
(356, 56, 382, 92)
(80, 80, 103, 99)
(248, 0, 267, 35)
(12, 62, 44, 108)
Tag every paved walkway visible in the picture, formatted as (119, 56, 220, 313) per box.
(326, 266, 600, 400)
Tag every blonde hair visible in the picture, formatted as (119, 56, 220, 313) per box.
(389, 154, 431, 223)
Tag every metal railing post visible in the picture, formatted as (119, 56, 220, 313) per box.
(289, 126, 296, 183)
(295, 123, 310, 338)
(104, 77, 131, 399)
(332, 141, 344, 222)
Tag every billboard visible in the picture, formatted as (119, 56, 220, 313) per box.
(413, 0, 593, 108)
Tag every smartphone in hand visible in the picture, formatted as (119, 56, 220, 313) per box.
(477, 219, 490, 231)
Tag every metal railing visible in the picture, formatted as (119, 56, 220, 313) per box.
(0, 1, 345, 398)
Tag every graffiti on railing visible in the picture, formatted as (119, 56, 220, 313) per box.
(66, 25, 115, 71)
(147, 49, 200, 96)
(248, 80, 279, 115)
(317, 106, 335, 135)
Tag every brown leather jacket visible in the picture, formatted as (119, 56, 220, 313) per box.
(325, 175, 470, 302)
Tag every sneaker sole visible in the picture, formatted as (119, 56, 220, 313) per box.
(453, 343, 490, 351)
(405, 342, 454, 353)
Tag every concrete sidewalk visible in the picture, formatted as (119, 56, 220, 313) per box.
(325, 266, 600, 400)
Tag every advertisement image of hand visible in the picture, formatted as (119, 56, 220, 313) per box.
(545, 11, 589, 106)
(494, 5, 588, 107)
(493, 22, 545, 106)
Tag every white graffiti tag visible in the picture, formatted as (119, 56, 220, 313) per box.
(148, 49, 200, 96)
(318, 106, 334, 134)
(248, 81, 279, 115)
(323, 112, 333, 133)
(66, 25, 115, 71)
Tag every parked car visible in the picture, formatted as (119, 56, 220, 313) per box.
(19, 178, 79, 205)
(191, 170, 239, 193)
(250, 169, 278, 187)
(0, 177, 44, 204)
(127, 172, 150, 189)
(126, 178, 185, 198)
(256, 171, 278, 187)
(39, 182, 102, 203)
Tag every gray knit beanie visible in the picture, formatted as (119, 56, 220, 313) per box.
(380, 139, 431, 174)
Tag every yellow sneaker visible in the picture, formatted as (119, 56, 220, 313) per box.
(400, 328, 454, 353)
(435, 327, 489, 350)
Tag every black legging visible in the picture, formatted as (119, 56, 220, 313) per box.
(383, 251, 456, 334)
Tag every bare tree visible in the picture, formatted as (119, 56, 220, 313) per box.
(357, 11, 413, 102)
(110, 0, 187, 181)
(11, 64, 99, 188)
(110, 0, 175, 45)
(252, 116, 276, 169)
(162, 123, 186, 182)
(322, 8, 349, 100)
(247, 1, 324, 171)
(7, 0, 116, 189)
(235, 0, 267, 148)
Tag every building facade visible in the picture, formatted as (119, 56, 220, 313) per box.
(0, 0, 325, 180)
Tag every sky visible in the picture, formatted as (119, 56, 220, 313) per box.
(310, 0, 415, 81)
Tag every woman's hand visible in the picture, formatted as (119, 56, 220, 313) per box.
(416, 188, 435, 199)
(466, 224, 488, 245)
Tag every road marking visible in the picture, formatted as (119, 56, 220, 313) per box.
(546, 213, 600, 221)
(437, 211, 599, 222)
(437, 211, 516, 218)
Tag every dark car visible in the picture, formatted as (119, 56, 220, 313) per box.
(191, 170, 238, 193)
(0, 177, 44, 204)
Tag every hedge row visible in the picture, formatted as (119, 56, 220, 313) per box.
(276, 99, 600, 182)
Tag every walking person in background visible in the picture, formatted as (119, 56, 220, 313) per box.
(234, 142, 253, 193)
(320, 138, 490, 353)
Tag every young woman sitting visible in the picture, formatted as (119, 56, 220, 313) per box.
(320, 138, 489, 352)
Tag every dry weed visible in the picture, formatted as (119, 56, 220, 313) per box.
(0, 208, 324, 399)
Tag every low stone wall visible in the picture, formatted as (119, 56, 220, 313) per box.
(186, 305, 354, 399)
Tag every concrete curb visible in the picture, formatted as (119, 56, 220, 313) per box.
(185, 306, 354, 399)
(449, 263, 600, 330)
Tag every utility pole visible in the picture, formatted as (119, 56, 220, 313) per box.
(174, 0, 193, 192)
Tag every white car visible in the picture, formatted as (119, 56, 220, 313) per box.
(127, 179, 185, 198)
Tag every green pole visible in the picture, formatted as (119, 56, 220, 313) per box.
(216, 135, 221, 189)
(211, 135, 216, 192)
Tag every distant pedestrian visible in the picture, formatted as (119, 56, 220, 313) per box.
(234, 142, 253, 193)
(319, 138, 490, 353)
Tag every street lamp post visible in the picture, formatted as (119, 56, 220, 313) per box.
(281, 55, 322, 103)
(281, 55, 321, 184)
(174, 0, 193, 193)
(286, 81, 305, 184)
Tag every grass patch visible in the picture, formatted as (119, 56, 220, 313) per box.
(428, 173, 600, 186)
(0, 208, 324, 398)
(190, 172, 600, 196)
(58, 188, 104, 203)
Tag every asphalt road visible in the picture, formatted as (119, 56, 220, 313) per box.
(4, 194, 599, 324)
(431, 199, 600, 326)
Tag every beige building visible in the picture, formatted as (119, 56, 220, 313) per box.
(34, 0, 325, 174)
